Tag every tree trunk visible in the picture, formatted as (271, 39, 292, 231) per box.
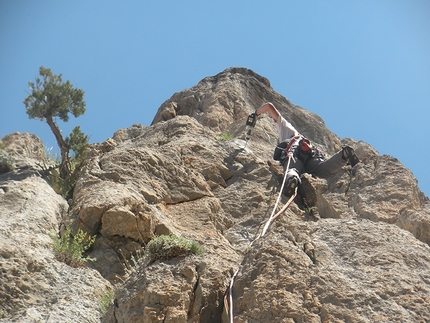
(46, 116, 70, 177)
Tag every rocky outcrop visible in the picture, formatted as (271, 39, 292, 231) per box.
(0, 132, 45, 161)
(1, 68, 430, 322)
(152, 67, 341, 154)
(231, 218, 430, 322)
(0, 133, 111, 322)
(0, 132, 47, 179)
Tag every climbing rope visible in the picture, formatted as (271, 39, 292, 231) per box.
(224, 267, 239, 323)
(224, 152, 298, 322)
(260, 154, 295, 238)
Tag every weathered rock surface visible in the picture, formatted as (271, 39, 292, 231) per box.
(0, 132, 45, 161)
(152, 67, 341, 154)
(0, 133, 111, 323)
(1, 68, 430, 323)
(231, 219, 430, 322)
(0, 132, 47, 179)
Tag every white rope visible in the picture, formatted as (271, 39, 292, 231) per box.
(225, 153, 298, 323)
(225, 119, 301, 322)
(260, 155, 292, 237)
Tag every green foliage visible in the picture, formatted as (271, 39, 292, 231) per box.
(119, 235, 205, 279)
(216, 132, 234, 141)
(145, 234, 205, 264)
(99, 288, 114, 315)
(43, 149, 88, 199)
(24, 66, 85, 122)
(120, 248, 145, 276)
(45, 168, 70, 197)
(52, 228, 96, 267)
(24, 66, 89, 199)
(61, 126, 89, 199)
(304, 206, 315, 216)
(66, 126, 89, 162)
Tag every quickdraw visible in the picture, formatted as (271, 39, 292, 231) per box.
(243, 113, 258, 149)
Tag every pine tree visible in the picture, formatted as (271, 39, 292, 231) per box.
(24, 66, 89, 196)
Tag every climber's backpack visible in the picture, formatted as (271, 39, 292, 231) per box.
(273, 137, 324, 162)
(273, 140, 290, 161)
(273, 136, 302, 161)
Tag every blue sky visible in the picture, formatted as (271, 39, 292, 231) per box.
(1, 1, 429, 197)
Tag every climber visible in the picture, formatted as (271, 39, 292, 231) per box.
(253, 102, 360, 197)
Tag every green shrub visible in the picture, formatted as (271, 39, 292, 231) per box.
(99, 287, 114, 315)
(120, 248, 145, 276)
(145, 234, 205, 264)
(216, 132, 234, 141)
(42, 159, 86, 200)
(52, 228, 96, 267)
(42, 145, 79, 199)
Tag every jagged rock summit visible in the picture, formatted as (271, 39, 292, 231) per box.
(1, 67, 430, 322)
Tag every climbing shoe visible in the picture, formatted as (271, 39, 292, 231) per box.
(342, 146, 359, 167)
(283, 169, 301, 197)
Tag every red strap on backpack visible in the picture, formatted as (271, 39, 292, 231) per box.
(284, 135, 301, 156)
(299, 138, 312, 152)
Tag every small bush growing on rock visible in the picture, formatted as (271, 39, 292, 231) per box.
(120, 248, 145, 276)
(99, 287, 114, 315)
(216, 132, 234, 141)
(51, 228, 96, 267)
(145, 234, 205, 264)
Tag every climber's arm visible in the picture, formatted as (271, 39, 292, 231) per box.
(255, 102, 281, 122)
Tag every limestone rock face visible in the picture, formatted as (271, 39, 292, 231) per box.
(0, 132, 46, 177)
(0, 172, 110, 322)
(1, 68, 430, 323)
(230, 219, 430, 322)
(152, 67, 341, 154)
(0, 132, 45, 161)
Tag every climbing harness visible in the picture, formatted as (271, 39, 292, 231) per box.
(224, 120, 299, 322)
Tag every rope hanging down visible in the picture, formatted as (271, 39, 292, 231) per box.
(260, 154, 296, 238)
(224, 149, 298, 323)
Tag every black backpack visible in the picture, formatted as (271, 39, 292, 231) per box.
(273, 140, 291, 161)
(273, 137, 324, 162)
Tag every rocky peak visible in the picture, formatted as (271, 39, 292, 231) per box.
(1, 68, 429, 322)
(152, 67, 340, 153)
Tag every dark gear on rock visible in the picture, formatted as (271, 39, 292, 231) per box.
(253, 102, 360, 197)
